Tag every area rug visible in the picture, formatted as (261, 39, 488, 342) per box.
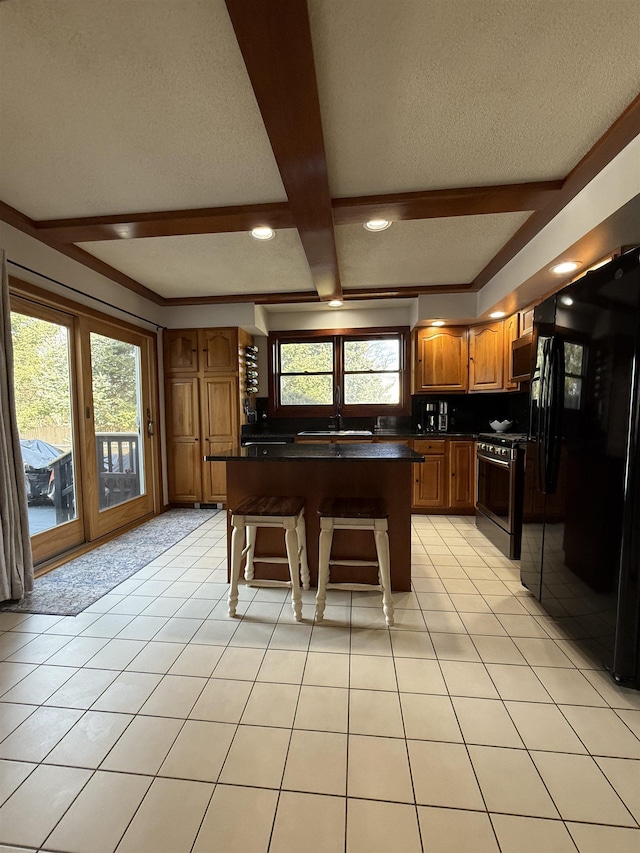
(1, 508, 220, 617)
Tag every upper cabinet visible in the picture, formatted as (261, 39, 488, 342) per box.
(413, 326, 468, 393)
(502, 313, 520, 391)
(468, 321, 504, 391)
(164, 328, 238, 374)
(164, 329, 199, 373)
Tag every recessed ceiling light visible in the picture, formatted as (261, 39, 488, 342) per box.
(431, 320, 446, 327)
(250, 226, 275, 241)
(560, 295, 574, 306)
(328, 299, 343, 308)
(489, 311, 506, 319)
(364, 219, 392, 232)
(551, 260, 580, 275)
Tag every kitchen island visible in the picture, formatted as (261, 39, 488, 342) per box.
(205, 442, 424, 591)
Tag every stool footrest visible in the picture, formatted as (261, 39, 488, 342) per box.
(328, 558, 380, 567)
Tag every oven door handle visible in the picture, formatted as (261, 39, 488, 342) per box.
(477, 454, 511, 468)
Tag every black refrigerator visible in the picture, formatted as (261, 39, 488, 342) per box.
(520, 247, 640, 688)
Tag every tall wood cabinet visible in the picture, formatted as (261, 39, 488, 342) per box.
(468, 321, 504, 391)
(164, 328, 252, 504)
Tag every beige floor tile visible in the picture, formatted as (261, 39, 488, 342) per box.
(0, 759, 36, 803)
(409, 739, 484, 810)
(505, 701, 587, 753)
(282, 729, 347, 795)
(616, 708, 640, 739)
(490, 813, 576, 852)
(512, 638, 575, 668)
(303, 652, 350, 687)
(348, 798, 422, 853)
(126, 641, 186, 673)
(421, 610, 467, 633)
(269, 623, 313, 650)
(227, 620, 275, 648)
(484, 663, 552, 702)
(139, 673, 206, 718)
(349, 655, 397, 690)
(189, 677, 252, 723)
(87, 638, 152, 670)
(309, 626, 351, 654)
(219, 724, 290, 788)
(418, 806, 499, 853)
(449, 593, 492, 612)
(116, 777, 213, 853)
(452, 696, 524, 747)
(469, 745, 559, 818)
(439, 660, 499, 698)
(91, 671, 163, 713)
(115, 615, 168, 641)
(351, 628, 393, 657)
(0, 663, 75, 704)
(348, 734, 414, 803)
(416, 592, 456, 611)
(431, 632, 482, 662)
(6, 632, 72, 664)
(595, 756, 640, 823)
(257, 649, 306, 683)
(581, 669, 640, 711)
(532, 666, 608, 706)
(270, 791, 345, 853)
(471, 635, 528, 665)
(159, 719, 235, 782)
(100, 715, 182, 774)
(0, 705, 83, 762)
(567, 822, 640, 853)
(168, 643, 224, 677)
(0, 702, 35, 739)
(294, 685, 349, 733)
(394, 658, 448, 695)
(559, 704, 640, 758)
(241, 681, 300, 728)
(400, 693, 462, 742)
(530, 750, 635, 825)
(458, 612, 507, 636)
(192, 784, 278, 853)
(211, 646, 264, 680)
(483, 594, 529, 615)
(44, 710, 133, 768)
(0, 764, 91, 848)
(80, 613, 135, 638)
(43, 667, 118, 709)
(349, 688, 404, 737)
(390, 630, 435, 659)
(243, 600, 284, 622)
(497, 614, 551, 638)
(46, 636, 111, 667)
(45, 770, 152, 853)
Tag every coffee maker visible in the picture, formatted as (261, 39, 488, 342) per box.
(421, 400, 449, 433)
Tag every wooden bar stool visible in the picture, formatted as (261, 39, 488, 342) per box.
(228, 496, 310, 621)
(316, 497, 394, 627)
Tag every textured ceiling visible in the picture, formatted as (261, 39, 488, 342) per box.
(80, 230, 314, 298)
(310, 0, 640, 196)
(0, 0, 638, 306)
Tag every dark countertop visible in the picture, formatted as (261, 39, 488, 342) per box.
(205, 443, 425, 462)
(240, 427, 477, 441)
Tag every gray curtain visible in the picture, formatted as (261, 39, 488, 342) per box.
(0, 250, 33, 601)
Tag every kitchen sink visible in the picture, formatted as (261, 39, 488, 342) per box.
(297, 430, 373, 436)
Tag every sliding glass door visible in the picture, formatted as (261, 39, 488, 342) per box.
(10, 288, 160, 565)
(81, 319, 156, 540)
(10, 298, 84, 563)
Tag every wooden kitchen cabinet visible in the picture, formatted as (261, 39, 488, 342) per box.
(469, 321, 504, 391)
(413, 327, 468, 393)
(412, 439, 475, 513)
(503, 313, 520, 390)
(413, 439, 448, 509)
(164, 327, 251, 505)
(449, 441, 476, 509)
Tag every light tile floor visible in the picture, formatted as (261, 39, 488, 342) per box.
(1, 514, 639, 852)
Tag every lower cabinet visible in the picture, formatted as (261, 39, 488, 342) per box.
(412, 439, 476, 513)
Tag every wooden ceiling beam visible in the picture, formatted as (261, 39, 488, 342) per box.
(225, 0, 342, 302)
(34, 201, 294, 244)
(331, 181, 562, 226)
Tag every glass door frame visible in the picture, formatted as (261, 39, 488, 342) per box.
(10, 276, 162, 564)
(78, 315, 159, 541)
(9, 295, 85, 564)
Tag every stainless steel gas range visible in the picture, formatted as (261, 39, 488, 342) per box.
(475, 432, 526, 559)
